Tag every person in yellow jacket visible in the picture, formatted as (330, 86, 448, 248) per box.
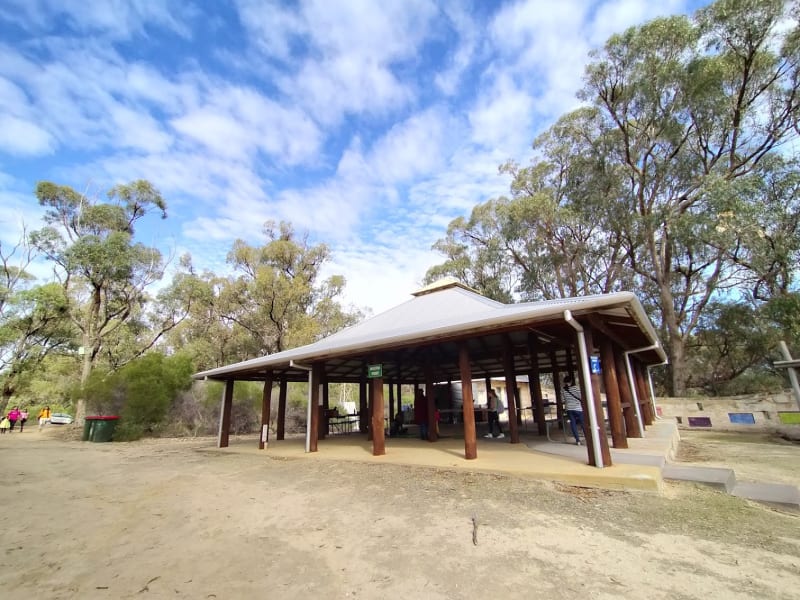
(38, 406, 51, 430)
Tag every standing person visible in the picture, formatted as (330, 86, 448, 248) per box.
(18, 407, 29, 432)
(563, 375, 585, 445)
(38, 406, 51, 431)
(484, 389, 505, 439)
(413, 388, 429, 440)
(0, 415, 10, 434)
(7, 406, 20, 432)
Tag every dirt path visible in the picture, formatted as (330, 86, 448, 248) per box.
(0, 429, 798, 599)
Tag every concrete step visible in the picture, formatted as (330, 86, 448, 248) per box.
(662, 464, 736, 492)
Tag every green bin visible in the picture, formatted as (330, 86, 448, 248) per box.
(82, 419, 92, 441)
(84, 416, 120, 442)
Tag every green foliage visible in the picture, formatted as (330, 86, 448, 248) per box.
(0, 281, 75, 405)
(762, 292, 800, 355)
(687, 301, 774, 393)
(82, 351, 194, 440)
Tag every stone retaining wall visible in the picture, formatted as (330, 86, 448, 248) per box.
(656, 391, 800, 432)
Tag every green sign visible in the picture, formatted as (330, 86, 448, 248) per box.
(367, 364, 383, 378)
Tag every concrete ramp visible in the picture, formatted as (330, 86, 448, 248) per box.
(731, 481, 800, 509)
(662, 464, 736, 493)
(663, 466, 800, 510)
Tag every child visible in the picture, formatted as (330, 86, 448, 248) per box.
(38, 406, 51, 431)
(0, 416, 10, 434)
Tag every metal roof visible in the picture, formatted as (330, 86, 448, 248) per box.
(193, 283, 667, 383)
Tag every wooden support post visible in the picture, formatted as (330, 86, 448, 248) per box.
(371, 377, 386, 456)
(459, 343, 477, 460)
(527, 333, 546, 436)
(218, 379, 234, 448)
(277, 379, 287, 440)
(359, 376, 368, 434)
(425, 364, 437, 442)
(309, 363, 322, 453)
(614, 350, 641, 438)
(502, 334, 520, 444)
(259, 373, 274, 450)
(599, 338, 627, 449)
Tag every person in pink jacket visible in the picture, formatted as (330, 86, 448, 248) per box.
(7, 406, 20, 432)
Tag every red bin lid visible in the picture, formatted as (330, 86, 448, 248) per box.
(86, 415, 120, 420)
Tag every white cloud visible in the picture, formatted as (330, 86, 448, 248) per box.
(0, 115, 54, 156)
(468, 73, 535, 150)
(0, 76, 54, 155)
(236, 0, 439, 124)
(123, 63, 203, 114)
(362, 108, 451, 185)
(109, 105, 173, 153)
(434, 2, 481, 96)
(0, 42, 178, 156)
(0, 0, 198, 39)
(325, 238, 441, 314)
(234, 0, 308, 62)
(0, 0, 705, 316)
(589, 0, 689, 45)
(171, 85, 322, 165)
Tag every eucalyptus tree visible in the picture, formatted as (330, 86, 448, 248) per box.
(574, 0, 800, 394)
(29, 180, 171, 391)
(219, 221, 359, 360)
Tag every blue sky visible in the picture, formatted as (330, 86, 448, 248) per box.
(0, 0, 698, 315)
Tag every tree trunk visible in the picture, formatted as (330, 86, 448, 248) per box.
(667, 333, 687, 397)
(75, 334, 95, 425)
(655, 265, 687, 397)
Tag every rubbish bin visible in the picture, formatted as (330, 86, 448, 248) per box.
(84, 416, 120, 442)
(82, 419, 93, 441)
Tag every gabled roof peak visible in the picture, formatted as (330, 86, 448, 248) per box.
(412, 277, 479, 297)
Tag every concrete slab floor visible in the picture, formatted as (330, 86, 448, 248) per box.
(214, 421, 679, 493)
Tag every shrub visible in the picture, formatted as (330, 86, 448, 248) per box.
(83, 351, 194, 440)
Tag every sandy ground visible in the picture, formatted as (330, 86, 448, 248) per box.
(0, 427, 798, 600)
